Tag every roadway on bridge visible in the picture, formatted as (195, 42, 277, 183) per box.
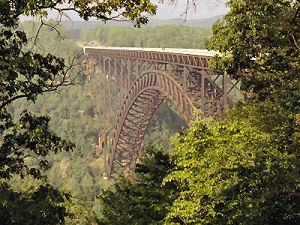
(83, 46, 218, 57)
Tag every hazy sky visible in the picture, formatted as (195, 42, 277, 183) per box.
(154, 0, 228, 19)
(22, 0, 228, 21)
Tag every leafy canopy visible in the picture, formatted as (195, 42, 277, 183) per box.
(0, 0, 158, 223)
(1, 0, 157, 27)
(163, 0, 300, 224)
(164, 104, 299, 224)
(98, 147, 178, 225)
(207, 0, 300, 106)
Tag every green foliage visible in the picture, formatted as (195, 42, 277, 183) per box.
(98, 147, 177, 225)
(1, 0, 156, 27)
(0, 0, 160, 223)
(164, 100, 299, 225)
(0, 10, 74, 225)
(79, 25, 212, 49)
(161, 1, 300, 224)
(0, 181, 70, 225)
(64, 196, 100, 225)
(206, 0, 300, 107)
(13, 60, 107, 210)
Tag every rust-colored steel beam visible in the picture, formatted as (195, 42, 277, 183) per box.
(85, 47, 211, 70)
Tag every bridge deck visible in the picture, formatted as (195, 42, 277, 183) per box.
(84, 46, 220, 69)
(83, 46, 217, 57)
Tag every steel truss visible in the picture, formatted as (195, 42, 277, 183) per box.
(84, 48, 242, 179)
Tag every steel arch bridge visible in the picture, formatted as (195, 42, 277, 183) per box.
(84, 47, 243, 179)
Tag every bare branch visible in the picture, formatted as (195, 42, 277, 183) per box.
(291, 33, 300, 50)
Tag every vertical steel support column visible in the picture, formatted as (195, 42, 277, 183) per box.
(102, 57, 108, 178)
(98, 78, 103, 169)
(201, 71, 205, 115)
(102, 57, 106, 74)
(114, 58, 118, 117)
(135, 61, 140, 78)
(127, 60, 132, 90)
(103, 57, 107, 128)
(108, 58, 112, 124)
(124, 59, 128, 97)
(120, 58, 123, 105)
(183, 67, 188, 94)
(103, 57, 107, 135)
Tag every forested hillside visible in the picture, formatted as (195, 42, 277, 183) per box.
(63, 15, 222, 30)
(79, 25, 211, 48)
(65, 16, 220, 40)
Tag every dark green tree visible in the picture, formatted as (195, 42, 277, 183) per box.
(98, 147, 178, 225)
(164, 106, 299, 224)
(0, 0, 157, 223)
(206, 0, 299, 106)
(164, 0, 299, 224)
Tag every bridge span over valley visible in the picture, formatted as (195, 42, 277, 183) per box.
(83, 46, 244, 179)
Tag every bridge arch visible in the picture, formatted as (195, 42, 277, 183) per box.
(106, 70, 195, 178)
(83, 46, 243, 178)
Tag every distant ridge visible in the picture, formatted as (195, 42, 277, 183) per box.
(148, 15, 223, 27)
(62, 15, 224, 31)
